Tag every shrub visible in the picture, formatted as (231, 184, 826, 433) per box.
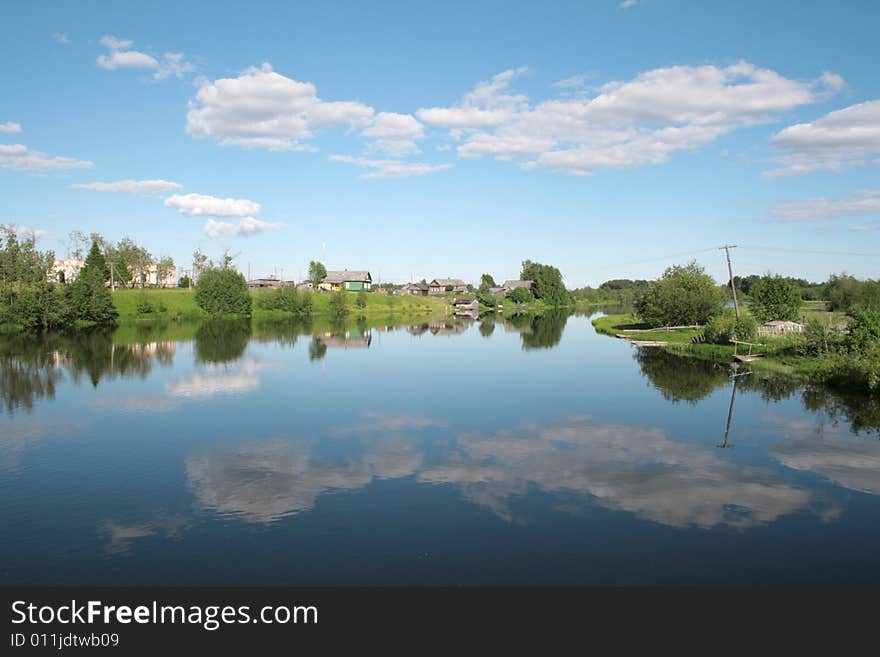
(703, 310, 757, 344)
(255, 284, 310, 314)
(195, 268, 252, 317)
(507, 287, 532, 304)
(750, 274, 802, 322)
(636, 261, 723, 327)
(329, 288, 348, 318)
(356, 289, 368, 310)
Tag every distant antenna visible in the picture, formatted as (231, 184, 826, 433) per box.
(322, 241, 327, 262)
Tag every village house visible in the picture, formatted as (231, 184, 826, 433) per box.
(51, 258, 85, 284)
(400, 282, 429, 296)
(319, 270, 372, 292)
(453, 298, 479, 318)
(501, 279, 535, 293)
(143, 263, 178, 288)
(247, 275, 283, 291)
(428, 278, 467, 295)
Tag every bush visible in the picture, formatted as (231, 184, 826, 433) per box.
(636, 261, 723, 327)
(703, 310, 757, 344)
(797, 317, 845, 357)
(329, 288, 348, 318)
(356, 289, 368, 310)
(255, 284, 311, 315)
(195, 268, 252, 317)
(750, 274, 802, 322)
(507, 287, 532, 304)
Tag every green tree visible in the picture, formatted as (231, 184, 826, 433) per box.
(178, 275, 191, 288)
(356, 288, 368, 310)
(83, 240, 110, 282)
(520, 260, 568, 307)
(479, 273, 496, 291)
(635, 261, 723, 327)
(309, 261, 327, 286)
(750, 274, 802, 322)
(70, 257, 118, 325)
(195, 268, 252, 317)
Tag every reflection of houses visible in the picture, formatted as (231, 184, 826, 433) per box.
(428, 278, 467, 295)
(51, 258, 85, 283)
(501, 279, 535, 293)
(318, 329, 372, 348)
(757, 320, 805, 336)
(247, 275, 283, 290)
(429, 320, 470, 336)
(399, 282, 429, 296)
(320, 270, 372, 292)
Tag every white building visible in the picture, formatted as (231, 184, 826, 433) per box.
(51, 258, 85, 283)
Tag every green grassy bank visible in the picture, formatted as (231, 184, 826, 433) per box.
(109, 288, 449, 322)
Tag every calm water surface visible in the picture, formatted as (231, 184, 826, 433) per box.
(2, 312, 879, 586)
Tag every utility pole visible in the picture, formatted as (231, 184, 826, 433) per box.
(110, 260, 115, 292)
(719, 244, 739, 320)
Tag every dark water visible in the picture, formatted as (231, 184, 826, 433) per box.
(2, 312, 879, 586)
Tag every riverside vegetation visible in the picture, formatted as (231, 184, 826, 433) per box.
(591, 261, 880, 392)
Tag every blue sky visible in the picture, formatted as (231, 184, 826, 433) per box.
(1, 0, 878, 287)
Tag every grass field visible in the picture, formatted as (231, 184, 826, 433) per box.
(111, 287, 449, 322)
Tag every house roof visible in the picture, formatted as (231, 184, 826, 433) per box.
(324, 270, 371, 283)
(762, 320, 803, 327)
(502, 279, 534, 289)
(430, 278, 466, 287)
(402, 282, 428, 290)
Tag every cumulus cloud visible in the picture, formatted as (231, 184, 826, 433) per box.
(769, 189, 880, 222)
(768, 414, 880, 495)
(766, 99, 880, 176)
(186, 63, 374, 151)
(72, 179, 183, 195)
(0, 121, 22, 133)
(419, 417, 813, 528)
(418, 62, 841, 175)
(203, 217, 285, 239)
(96, 35, 193, 80)
(329, 154, 450, 178)
(0, 143, 93, 171)
(362, 112, 425, 155)
(164, 193, 261, 217)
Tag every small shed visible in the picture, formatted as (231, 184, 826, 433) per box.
(756, 320, 805, 336)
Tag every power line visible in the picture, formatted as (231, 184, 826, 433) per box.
(738, 245, 880, 258)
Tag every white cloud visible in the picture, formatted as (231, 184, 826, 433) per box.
(154, 52, 194, 81)
(0, 143, 93, 171)
(203, 217, 285, 239)
(0, 121, 22, 133)
(1, 224, 46, 240)
(51, 32, 69, 44)
(848, 225, 877, 232)
(71, 179, 183, 195)
(165, 193, 261, 217)
(767, 99, 880, 176)
(186, 63, 374, 151)
(328, 154, 451, 178)
(419, 61, 840, 175)
(770, 189, 880, 222)
(96, 35, 193, 80)
(362, 112, 424, 155)
(620, 0, 639, 7)
(417, 67, 528, 130)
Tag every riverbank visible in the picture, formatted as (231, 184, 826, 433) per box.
(591, 312, 863, 389)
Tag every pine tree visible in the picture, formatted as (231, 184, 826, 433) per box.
(83, 240, 110, 282)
